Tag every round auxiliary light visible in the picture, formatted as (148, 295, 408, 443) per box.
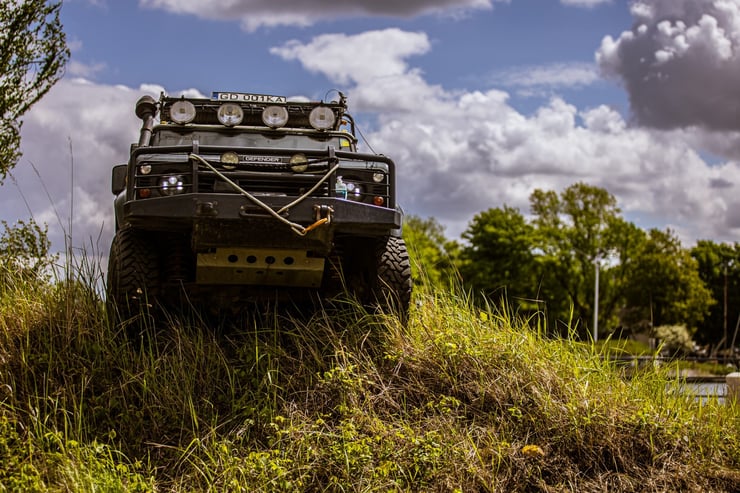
(170, 100, 196, 124)
(345, 181, 364, 201)
(139, 164, 152, 175)
(262, 105, 289, 128)
(372, 172, 385, 183)
(221, 151, 240, 170)
(289, 153, 309, 173)
(309, 106, 336, 130)
(159, 175, 186, 196)
(217, 103, 244, 126)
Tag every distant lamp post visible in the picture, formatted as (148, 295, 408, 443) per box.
(593, 257, 600, 342)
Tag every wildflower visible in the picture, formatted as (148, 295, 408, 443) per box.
(521, 444, 545, 458)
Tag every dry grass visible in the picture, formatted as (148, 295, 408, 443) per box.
(0, 259, 738, 492)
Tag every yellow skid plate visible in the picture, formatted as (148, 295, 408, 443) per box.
(196, 248, 325, 287)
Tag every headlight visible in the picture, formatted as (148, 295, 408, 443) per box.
(170, 100, 196, 124)
(139, 164, 152, 175)
(217, 103, 244, 126)
(345, 181, 364, 201)
(262, 106, 289, 128)
(290, 153, 308, 173)
(309, 106, 336, 130)
(159, 175, 186, 195)
(372, 172, 385, 183)
(221, 151, 239, 170)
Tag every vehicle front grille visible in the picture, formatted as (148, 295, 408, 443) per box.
(198, 172, 329, 197)
(133, 157, 392, 207)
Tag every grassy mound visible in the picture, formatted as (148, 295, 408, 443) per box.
(0, 263, 738, 492)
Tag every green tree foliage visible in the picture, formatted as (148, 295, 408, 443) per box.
(457, 182, 715, 340)
(0, 218, 56, 283)
(459, 206, 537, 306)
(0, 0, 69, 183)
(622, 229, 713, 334)
(592, 219, 646, 334)
(690, 240, 740, 347)
(529, 183, 634, 337)
(403, 215, 459, 288)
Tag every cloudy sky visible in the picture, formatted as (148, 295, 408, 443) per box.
(5, 0, 740, 255)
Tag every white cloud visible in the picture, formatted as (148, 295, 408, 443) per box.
(67, 59, 106, 78)
(597, 0, 740, 131)
(67, 38, 84, 52)
(138, 0, 499, 31)
(561, 0, 612, 7)
(488, 62, 601, 91)
(581, 105, 626, 133)
(270, 29, 432, 86)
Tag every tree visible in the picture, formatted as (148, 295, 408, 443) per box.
(403, 215, 459, 289)
(0, 218, 56, 283)
(529, 183, 630, 337)
(0, 0, 69, 183)
(690, 240, 740, 347)
(458, 183, 715, 341)
(621, 229, 713, 335)
(459, 206, 538, 310)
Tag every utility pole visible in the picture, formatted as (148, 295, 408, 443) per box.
(593, 258, 600, 342)
(724, 262, 728, 352)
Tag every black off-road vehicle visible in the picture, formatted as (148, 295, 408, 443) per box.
(107, 91, 411, 321)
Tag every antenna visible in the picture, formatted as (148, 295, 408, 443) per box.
(355, 122, 378, 155)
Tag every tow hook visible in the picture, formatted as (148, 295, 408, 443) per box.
(195, 200, 218, 216)
(301, 204, 334, 234)
(314, 204, 334, 223)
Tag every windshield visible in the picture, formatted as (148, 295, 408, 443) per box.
(152, 129, 353, 151)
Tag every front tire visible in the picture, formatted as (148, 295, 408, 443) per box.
(106, 228, 161, 328)
(374, 236, 412, 320)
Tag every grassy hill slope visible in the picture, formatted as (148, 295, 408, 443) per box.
(0, 264, 738, 492)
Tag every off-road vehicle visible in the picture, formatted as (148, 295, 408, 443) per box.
(107, 91, 411, 321)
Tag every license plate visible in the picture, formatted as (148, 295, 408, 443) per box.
(211, 92, 287, 104)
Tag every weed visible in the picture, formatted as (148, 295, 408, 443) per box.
(0, 251, 738, 491)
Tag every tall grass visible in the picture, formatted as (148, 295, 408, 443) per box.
(0, 255, 738, 491)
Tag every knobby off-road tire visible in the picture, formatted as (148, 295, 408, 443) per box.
(106, 228, 161, 331)
(374, 236, 412, 321)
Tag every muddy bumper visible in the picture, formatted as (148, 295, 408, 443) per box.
(122, 193, 401, 252)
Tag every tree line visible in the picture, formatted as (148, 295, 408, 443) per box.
(404, 182, 740, 353)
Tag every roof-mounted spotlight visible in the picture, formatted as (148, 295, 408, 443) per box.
(217, 103, 244, 126)
(170, 100, 196, 124)
(309, 105, 336, 130)
(262, 105, 289, 128)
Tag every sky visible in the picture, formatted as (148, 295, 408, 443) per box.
(5, 0, 740, 255)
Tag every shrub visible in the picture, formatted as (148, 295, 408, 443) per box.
(0, 218, 57, 285)
(655, 324, 695, 356)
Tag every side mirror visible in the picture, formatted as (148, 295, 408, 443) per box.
(111, 164, 127, 195)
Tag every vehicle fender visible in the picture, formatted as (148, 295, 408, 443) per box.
(113, 191, 126, 230)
